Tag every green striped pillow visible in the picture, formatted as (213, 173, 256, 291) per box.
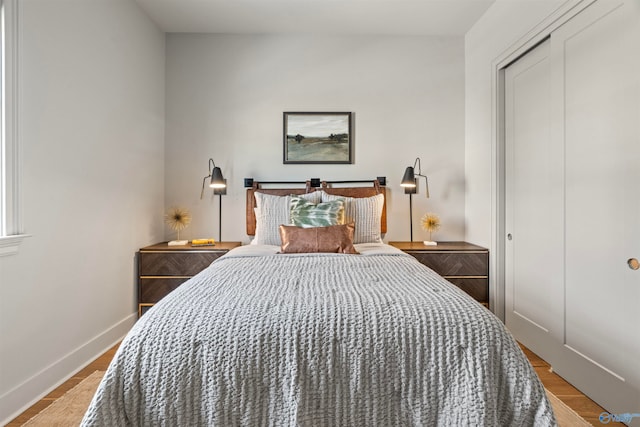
(290, 196, 345, 228)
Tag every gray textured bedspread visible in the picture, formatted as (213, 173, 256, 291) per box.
(82, 249, 556, 426)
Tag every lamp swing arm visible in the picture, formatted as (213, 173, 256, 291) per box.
(200, 175, 209, 199)
(200, 158, 226, 199)
(412, 157, 430, 198)
(413, 157, 421, 175)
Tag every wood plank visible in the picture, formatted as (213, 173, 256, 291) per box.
(518, 342, 548, 367)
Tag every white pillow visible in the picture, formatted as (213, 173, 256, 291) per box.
(321, 193, 384, 244)
(252, 191, 322, 245)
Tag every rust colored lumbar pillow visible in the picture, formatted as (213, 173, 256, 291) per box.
(279, 223, 359, 254)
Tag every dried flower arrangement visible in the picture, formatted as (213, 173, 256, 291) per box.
(420, 213, 441, 245)
(164, 207, 192, 241)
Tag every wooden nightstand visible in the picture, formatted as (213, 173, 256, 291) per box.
(389, 241, 489, 307)
(137, 241, 241, 317)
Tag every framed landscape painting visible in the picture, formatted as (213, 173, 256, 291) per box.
(283, 112, 353, 164)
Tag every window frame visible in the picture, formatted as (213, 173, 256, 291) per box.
(0, 0, 28, 256)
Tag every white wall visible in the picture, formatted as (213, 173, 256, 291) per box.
(464, 0, 565, 248)
(165, 34, 466, 244)
(0, 0, 165, 422)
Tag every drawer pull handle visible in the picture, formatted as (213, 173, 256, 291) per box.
(507, 233, 512, 241)
(628, 258, 639, 271)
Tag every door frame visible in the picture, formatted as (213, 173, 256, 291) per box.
(490, 0, 598, 320)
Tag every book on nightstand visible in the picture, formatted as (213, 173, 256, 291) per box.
(191, 238, 216, 247)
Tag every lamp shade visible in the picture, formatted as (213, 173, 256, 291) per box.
(401, 166, 416, 187)
(209, 166, 226, 188)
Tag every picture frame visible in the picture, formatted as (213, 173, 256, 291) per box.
(283, 112, 353, 164)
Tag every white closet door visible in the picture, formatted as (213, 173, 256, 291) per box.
(549, 0, 640, 415)
(504, 39, 565, 365)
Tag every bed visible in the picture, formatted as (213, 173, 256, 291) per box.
(82, 180, 556, 426)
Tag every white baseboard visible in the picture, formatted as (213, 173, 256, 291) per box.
(0, 313, 136, 425)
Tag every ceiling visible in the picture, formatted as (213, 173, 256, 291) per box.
(134, 0, 496, 36)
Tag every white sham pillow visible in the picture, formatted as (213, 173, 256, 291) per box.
(321, 192, 384, 244)
(252, 191, 322, 245)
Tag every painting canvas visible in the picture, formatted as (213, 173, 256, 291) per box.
(284, 112, 352, 164)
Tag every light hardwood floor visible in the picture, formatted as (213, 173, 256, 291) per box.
(519, 343, 623, 426)
(7, 342, 620, 426)
(5, 344, 119, 426)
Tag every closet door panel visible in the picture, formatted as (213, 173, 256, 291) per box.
(551, 0, 640, 415)
(504, 39, 564, 366)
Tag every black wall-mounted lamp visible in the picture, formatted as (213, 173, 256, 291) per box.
(201, 158, 226, 242)
(400, 157, 429, 241)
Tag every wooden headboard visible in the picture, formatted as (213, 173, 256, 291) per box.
(246, 179, 387, 236)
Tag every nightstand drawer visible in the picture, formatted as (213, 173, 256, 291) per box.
(139, 252, 222, 276)
(407, 252, 488, 276)
(390, 242, 489, 308)
(138, 304, 154, 317)
(446, 278, 488, 303)
(139, 278, 189, 303)
(137, 242, 241, 318)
